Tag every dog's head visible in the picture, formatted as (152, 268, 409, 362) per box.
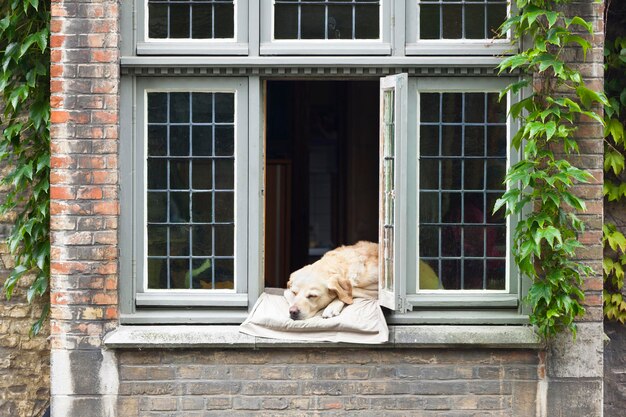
(285, 264, 353, 320)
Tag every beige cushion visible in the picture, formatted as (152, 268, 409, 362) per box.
(239, 291, 389, 344)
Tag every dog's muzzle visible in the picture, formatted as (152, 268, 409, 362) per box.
(289, 305, 300, 320)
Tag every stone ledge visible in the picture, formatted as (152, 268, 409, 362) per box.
(103, 325, 543, 349)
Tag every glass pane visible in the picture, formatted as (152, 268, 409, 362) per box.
(192, 93, 213, 123)
(192, 126, 213, 156)
(214, 259, 234, 289)
(487, 126, 507, 156)
(170, 192, 190, 223)
(214, 3, 235, 38)
(214, 224, 234, 256)
(170, 126, 190, 156)
(464, 259, 484, 289)
(170, 160, 189, 190)
(215, 159, 234, 190)
(420, 192, 439, 223)
(148, 225, 168, 256)
(487, 226, 506, 257)
(442, 5, 462, 39)
(464, 126, 485, 156)
(420, 125, 439, 156)
(328, 5, 352, 39)
(191, 258, 213, 289)
(464, 226, 485, 257)
(301, 5, 325, 39)
(420, 4, 440, 39)
(420, 159, 439, 190)
(419, 226, 439, 257)
(441, 259, 461, 289)
(169, 4, 190, 38)
(215, 93, 235, 123)
(465, 4, 485, 39)
(192, 192, 212, 222)
(486, 259, 506, 289)
(464, 93, 485, 123)
(192, 225, 213, 256)
(147, 258, 167, 289)
(487, 92, 507, 123)
(487, 192, 505, 223)
(442, 93, 462, 122)
(147, 159, 167, 190)
(147, 192, 167, 223)
(274, 5, 299, 39)
(464, 193, 485, 224)
(192, 4, 213, 39)
(148, 93, 168, 123)
(441, 226, 461, 256)
(170, 93, 190, 123)
(215, 126, 234, 156)
(148, 125, 167, 157)
(464, 159, 484, 190)
(170, 225, 190, 257)
(192, 159, 213, 190)
(441, 160, 461, 190)
(420, 93, 440, 122)
(170, 258, 190, 289)
(214, 192, 234, 222)
(487, 3, 507, 38)
(354, 5, 379, 39)
(441, 192, 461, 223)
(486, 159, 506, 190)
(441, 125, 462, 156)
(148, 4, 168, 38)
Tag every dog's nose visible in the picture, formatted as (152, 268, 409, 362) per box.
(289, 306, 300, 320)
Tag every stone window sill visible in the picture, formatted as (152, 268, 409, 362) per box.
(103, 325, 543, 349)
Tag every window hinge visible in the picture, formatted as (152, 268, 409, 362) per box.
(399, 296, 411, 313)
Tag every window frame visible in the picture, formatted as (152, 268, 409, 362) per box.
(259, 0, 392, 56)
(405, 0, 514, 56)
(120, 77, 250, 319)
(404, 76, 522, 310)
(136, 0, 249, 55)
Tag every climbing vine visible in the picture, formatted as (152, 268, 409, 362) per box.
(495, 0, 608, 339)
(602, 0, 626, 324)
(0, 0, 50, 336)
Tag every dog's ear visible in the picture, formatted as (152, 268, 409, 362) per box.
(328, 273, 353, 305)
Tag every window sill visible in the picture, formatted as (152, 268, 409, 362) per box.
(103, 324, 542, 349)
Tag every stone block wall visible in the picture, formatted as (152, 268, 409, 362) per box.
(0, 162, 50, 416)
(116, 349, 543, 417)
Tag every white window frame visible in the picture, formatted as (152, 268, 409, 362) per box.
(405, 1, 514, 56)
(260, 0, 392, 55)
(120, 77, 250, 322)
(389, 76, 522, 314)
(136, 0, 249, 55)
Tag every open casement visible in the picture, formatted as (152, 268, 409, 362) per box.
(378, 73, 408, 312)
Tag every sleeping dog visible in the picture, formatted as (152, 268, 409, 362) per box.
(284, 241, 379, 320)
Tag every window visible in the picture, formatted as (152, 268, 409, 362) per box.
(260, 0, 392, 55)
(136, 0, 248, 55)
(405, 0, 512, 55)
(120, 0, 526, 324)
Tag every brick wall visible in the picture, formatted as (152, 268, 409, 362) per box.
(117, 349, 543, 417)
(50, 0, 120, 415)
(0, 163, 50, 417)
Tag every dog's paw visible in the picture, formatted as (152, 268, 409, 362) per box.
(322, 300, 345, 318)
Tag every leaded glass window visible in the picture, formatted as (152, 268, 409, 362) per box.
(419, 0, 508, 40)
(148, 0, 235, 39)
(146, 92, 235, 290)
(419, 92, 507, 290)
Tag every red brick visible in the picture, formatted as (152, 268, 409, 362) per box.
(50, 186, 75, 200)
(77, 187, 103, 200)
(92, 293, 118, 305)
(50, 110, 69, 123)
(93, 202, 118, 215)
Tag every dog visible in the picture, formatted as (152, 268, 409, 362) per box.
(284, 241, 379, 320)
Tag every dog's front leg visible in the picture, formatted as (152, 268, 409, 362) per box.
(322, 298, 346, 318)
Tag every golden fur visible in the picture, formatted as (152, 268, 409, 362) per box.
(284, 241, 379, 320)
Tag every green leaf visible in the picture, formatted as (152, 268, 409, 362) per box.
(576, 85, 610, 109)
(605, 150, 625, 175)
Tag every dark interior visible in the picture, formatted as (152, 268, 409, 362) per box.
(264, 80, 379, 288)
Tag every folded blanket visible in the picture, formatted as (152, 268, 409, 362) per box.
(239, 291, 389, 344)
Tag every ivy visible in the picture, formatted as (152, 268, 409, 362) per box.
(603, 0, 626, 324)
(496, 0, 607, 339)
(0, 0, 50, 336)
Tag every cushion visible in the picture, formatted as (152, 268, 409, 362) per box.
(239, 289, 389, 344)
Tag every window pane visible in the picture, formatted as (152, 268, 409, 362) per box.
(147, 0, 235, 39)
(419, 0, 507, 40)
(146, 90, 236, 290)
(419, 91, 507, 291)
(274, 0, 380, 40)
